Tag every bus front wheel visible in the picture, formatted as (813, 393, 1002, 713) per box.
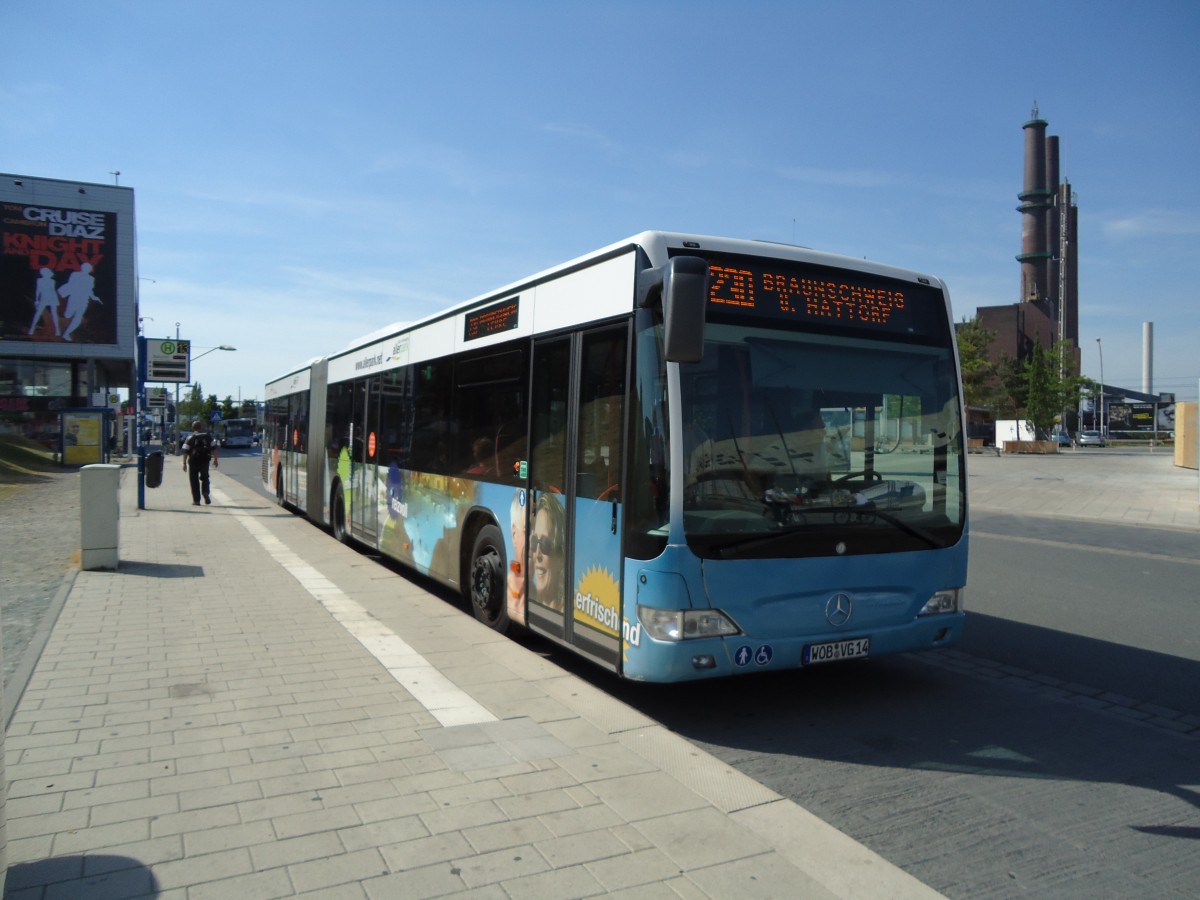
(468, 525, 509, 633)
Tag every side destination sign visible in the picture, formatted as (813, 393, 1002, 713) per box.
(464, 296, 520, 342)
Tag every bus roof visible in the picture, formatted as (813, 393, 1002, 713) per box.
(267, 231, 947, 389)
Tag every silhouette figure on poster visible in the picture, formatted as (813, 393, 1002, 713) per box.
(59, 263, 103, 342)
(27, 268, 63, 337)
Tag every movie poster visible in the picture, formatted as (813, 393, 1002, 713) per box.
(1, 203, 118, 345)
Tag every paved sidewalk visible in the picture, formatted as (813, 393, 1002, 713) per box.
(967, 446, 1199, 530)
(3, 466, 943, 898)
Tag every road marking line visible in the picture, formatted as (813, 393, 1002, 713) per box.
(973, 530, 1200, 565)
(215, 489, 496, 727)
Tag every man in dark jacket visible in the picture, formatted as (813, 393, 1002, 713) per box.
(181, 420, 219, 505)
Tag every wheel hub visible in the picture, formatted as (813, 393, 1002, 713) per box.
(472, 553, 501, 612)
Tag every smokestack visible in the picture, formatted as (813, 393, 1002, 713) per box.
(1143, 322, 1153, 394)
(1061, 182, 1079, 346)
(1046, 135, 1061, 314)
(1017, 104, 1051, 303)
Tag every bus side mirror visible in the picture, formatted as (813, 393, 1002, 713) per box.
(637, 256, 708, 363)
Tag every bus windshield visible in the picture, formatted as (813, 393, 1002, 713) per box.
(678, 316, 965, 559)
(222, 418, 256, 448)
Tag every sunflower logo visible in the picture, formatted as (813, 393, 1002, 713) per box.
(574, 566, 621, 637)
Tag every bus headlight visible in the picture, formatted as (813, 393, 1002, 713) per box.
(919, 588, 962, 616)
(637, 606, 742, 642)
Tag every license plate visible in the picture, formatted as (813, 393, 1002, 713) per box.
(803, 637, 870, 665)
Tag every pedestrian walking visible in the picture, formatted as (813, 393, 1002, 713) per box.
(181, 420, 219, 506)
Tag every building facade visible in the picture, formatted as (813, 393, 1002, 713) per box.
(1, 174, 138, 448)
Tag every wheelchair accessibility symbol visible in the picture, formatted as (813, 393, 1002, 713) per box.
(733, 644, 773, 667)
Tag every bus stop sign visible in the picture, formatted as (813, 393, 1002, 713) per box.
(147, 339, 191, 382)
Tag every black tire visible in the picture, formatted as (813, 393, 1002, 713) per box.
(331, 483, 349, 544)
(467, 524, 510, 632)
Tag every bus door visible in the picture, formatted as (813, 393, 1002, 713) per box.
(350, 377, 380, 541)
(527, 325, 627, 671)
(283, 395, 306, 507)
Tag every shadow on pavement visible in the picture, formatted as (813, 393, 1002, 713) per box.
(110, 560, 205, 579)
(6, 855, 160, 897)
(962, 611, 1200, 716)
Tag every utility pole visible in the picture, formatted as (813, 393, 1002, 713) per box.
(174, 322, 181, 452)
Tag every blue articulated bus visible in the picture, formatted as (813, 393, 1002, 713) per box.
(263, 232, 967, 682)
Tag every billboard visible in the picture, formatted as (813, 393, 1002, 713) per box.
(61, 408, 108, 465)
(2, 202, 118, 345)
(1110, 402, 1175, 432)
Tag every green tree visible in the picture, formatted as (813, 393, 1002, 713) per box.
(955, 318, 1088, 440)
(955, 317, 999, 410)
(994, 354, 1028, 432)
(220, 396, 237, 419)
(1023, 342, 1058, 437)
(1019, 341, 1090, 439)
(178, 383, 205, 425)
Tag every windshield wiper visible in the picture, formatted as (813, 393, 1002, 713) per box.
(709, 523, 814, 559)
(708, 505, 945, 558)
(856, 507, 944, 549)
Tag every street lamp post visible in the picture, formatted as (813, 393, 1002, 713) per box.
(191, 344, 238, 363)
(1095, 337, 1105, 437)
(175, 343, 237, 450)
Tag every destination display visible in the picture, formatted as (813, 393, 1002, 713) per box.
(701, 253, 944, 339)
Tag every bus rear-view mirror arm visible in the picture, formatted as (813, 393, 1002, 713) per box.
(637, 255, 708, 363)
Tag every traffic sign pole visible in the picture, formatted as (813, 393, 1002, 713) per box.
(137, 336, 147, 510)
(139, 336, 194, 509)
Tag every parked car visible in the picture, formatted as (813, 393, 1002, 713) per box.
(1055, 431, 1071, 447)
(1077, 430, 1106, 447)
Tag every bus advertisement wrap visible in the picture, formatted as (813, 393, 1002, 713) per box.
(344, 462, 628, 650)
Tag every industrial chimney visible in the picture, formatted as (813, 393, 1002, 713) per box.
(1017, 103, 1052, 304)
(1143, 322, 1153, 394)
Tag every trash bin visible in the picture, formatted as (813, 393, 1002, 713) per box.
(145, 449, 165, 489)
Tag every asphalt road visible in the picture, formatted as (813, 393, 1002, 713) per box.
(966, 513, 1200, 715)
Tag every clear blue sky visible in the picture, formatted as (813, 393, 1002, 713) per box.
(5, 0, 1198, 403)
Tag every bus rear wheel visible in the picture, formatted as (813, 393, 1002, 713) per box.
(468, 524, 509, 633)
(332, 483, 349, 544)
